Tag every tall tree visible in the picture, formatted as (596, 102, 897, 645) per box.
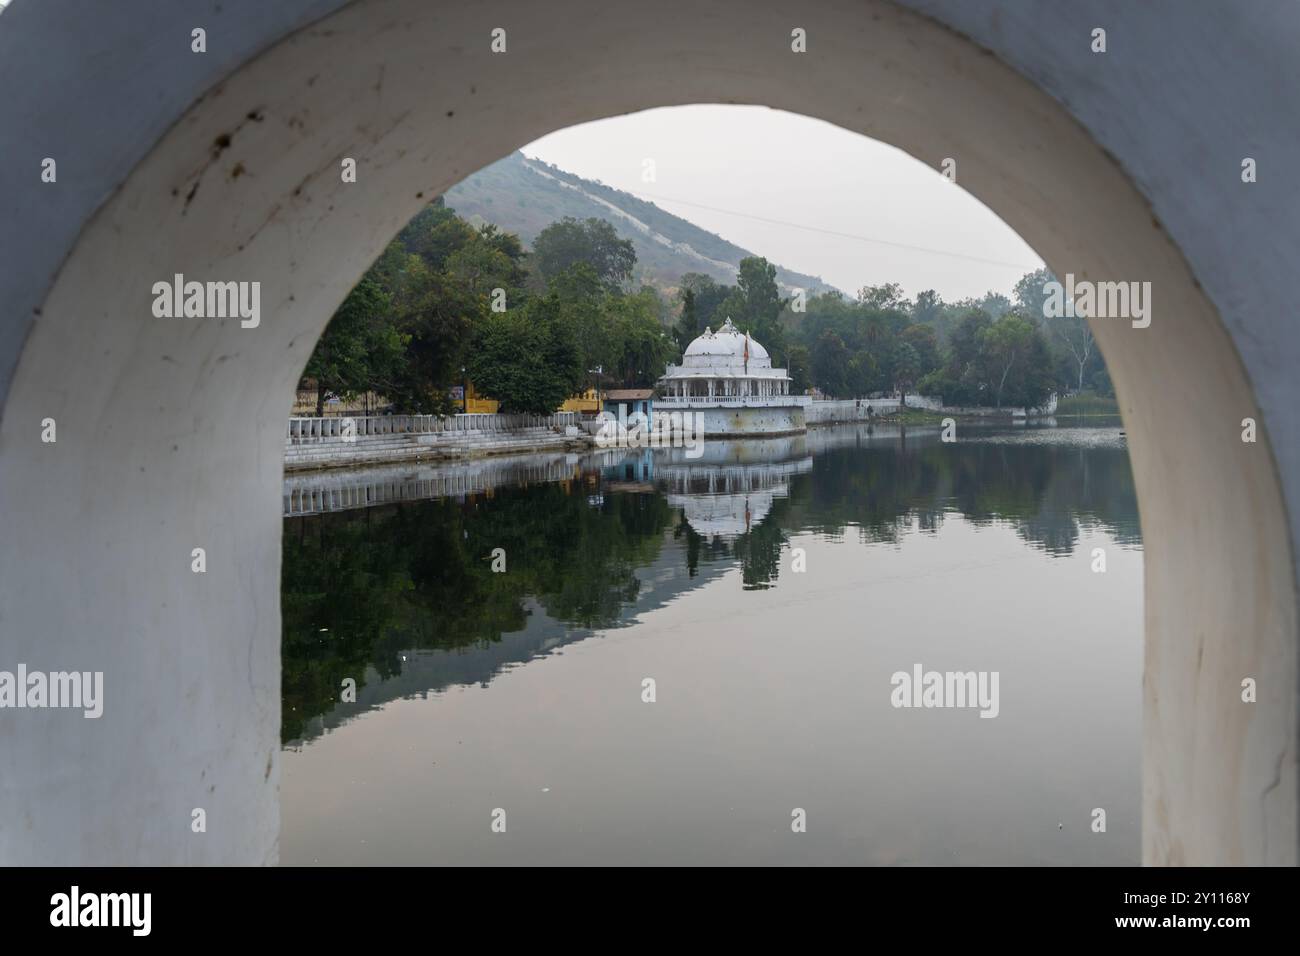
(1016, 266, 1093, 392)
(395, 200, 473, 269)
(911, 289, 943, 327)
(304, 275, 403, 415)
(608, 289, 676, 387)
(857, 282, 907, 312)
(673, 287, 700, 356)
(901, 324, 941, 379)
(786, 344, 811, 394)
(889, 341, 922, 397)
(443, 226, 528, 298)
(1013, 267, 1056, 318)
(533, 217, 636, 288)
(387, 256, 480, 413)
(719, 256, 787, 353)
(547, 262, 608, 375)
(679, 272, 733, 330)
(975, 291, 1014, 319)
(812, 330, 850, 398)
(847, 351, 878, 397)
(978, 314, 1037, 408)
(468, 297, 583, 415)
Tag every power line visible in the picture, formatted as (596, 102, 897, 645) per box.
(623, 187, 1042, 273)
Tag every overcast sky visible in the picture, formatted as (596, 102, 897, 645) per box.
(523, 104, 1043, 302)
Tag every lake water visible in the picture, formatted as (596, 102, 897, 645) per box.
(280, 418, 1142, 865)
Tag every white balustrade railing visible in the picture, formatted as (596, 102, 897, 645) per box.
(653, 395, 811, 408)
(286, 411, 580, 443)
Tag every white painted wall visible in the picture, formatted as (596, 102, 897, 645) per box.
(0, 0, 1294, 865)
(808, 399, 894, 424)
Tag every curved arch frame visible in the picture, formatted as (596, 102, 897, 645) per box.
(0, 0, 1293, 865)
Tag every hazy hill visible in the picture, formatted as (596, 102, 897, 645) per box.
(445, 151, 836, 296)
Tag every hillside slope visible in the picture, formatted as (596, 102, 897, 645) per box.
(445, 151, 836, 295)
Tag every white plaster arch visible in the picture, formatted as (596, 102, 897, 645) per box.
(0, 0, 1294, 865)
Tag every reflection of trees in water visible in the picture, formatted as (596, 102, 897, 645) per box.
(783, 439, 1140, 560)
(281, 484, 673, 741)
(281, 434, 1139, 739)
(676, 438, 1140, 590)
(670, 496, 792, 590)
(733, 500, 791, 590)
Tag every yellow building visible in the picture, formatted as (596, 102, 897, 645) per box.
(463, 382, 600, 415)
(462, 381, 499, 414)
(559, 387, 601, 414)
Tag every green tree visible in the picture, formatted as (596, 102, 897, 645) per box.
(533, 217, 636, 288)
(890, 341, 922, 397)
(857, 282, 907, 312)
(812, 330, 850, 397)
(680, 272, 733, 330)
(444, 231, 526, 298)
(918, 309, 993, 405)
(1013, 267, 1056, 319)
(979, 314, 1037, 408)
(975, 291, 1014, 319)
(608, 288, 675, 387)
(1017, 266, 1095, 393)
(468, 297, 583, 414)
(786, 343, 811, 394)
(724, 257, 787, 352)
(901, 324, 940, 378)
(1005, 320, 1057, 408)
(304, 275, 403, 415)
(847, 351, 877, 397)
(395, 201, 473, 270)
(950, 309, 994, 372)
(548, 262, 608, 375)
(911, 289, 943, 329)
(673, 287, 700, 356)
(384, 254, 480, 413)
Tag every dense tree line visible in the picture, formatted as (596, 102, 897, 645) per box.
(304, 205, 676, 416)
(771, 270, 1110, 407)
(305, 198, 1111, 415)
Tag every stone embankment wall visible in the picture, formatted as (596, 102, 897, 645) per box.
(285, 412, 583, 471)
(806, 398, 907, 423)
(807, 393, 1058, 424)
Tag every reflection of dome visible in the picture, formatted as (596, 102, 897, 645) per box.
(682, 317, 772, 367)
(668, 492, 774, 539)
(658, 437, 813, 540)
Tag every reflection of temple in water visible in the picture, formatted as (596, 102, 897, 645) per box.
(601, 436, 814, 541)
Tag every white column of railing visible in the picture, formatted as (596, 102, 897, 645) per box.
(289, 408, 585, 447)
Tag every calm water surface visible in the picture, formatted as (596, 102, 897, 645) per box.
(280, 418, 1142, 865)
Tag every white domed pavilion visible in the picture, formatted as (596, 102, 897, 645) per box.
(657, 318, 809, 436)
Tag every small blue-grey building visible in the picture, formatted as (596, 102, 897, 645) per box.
(603, 389, 654, 429)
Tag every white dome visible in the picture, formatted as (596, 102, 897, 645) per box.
(680, 317, 772, 369)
